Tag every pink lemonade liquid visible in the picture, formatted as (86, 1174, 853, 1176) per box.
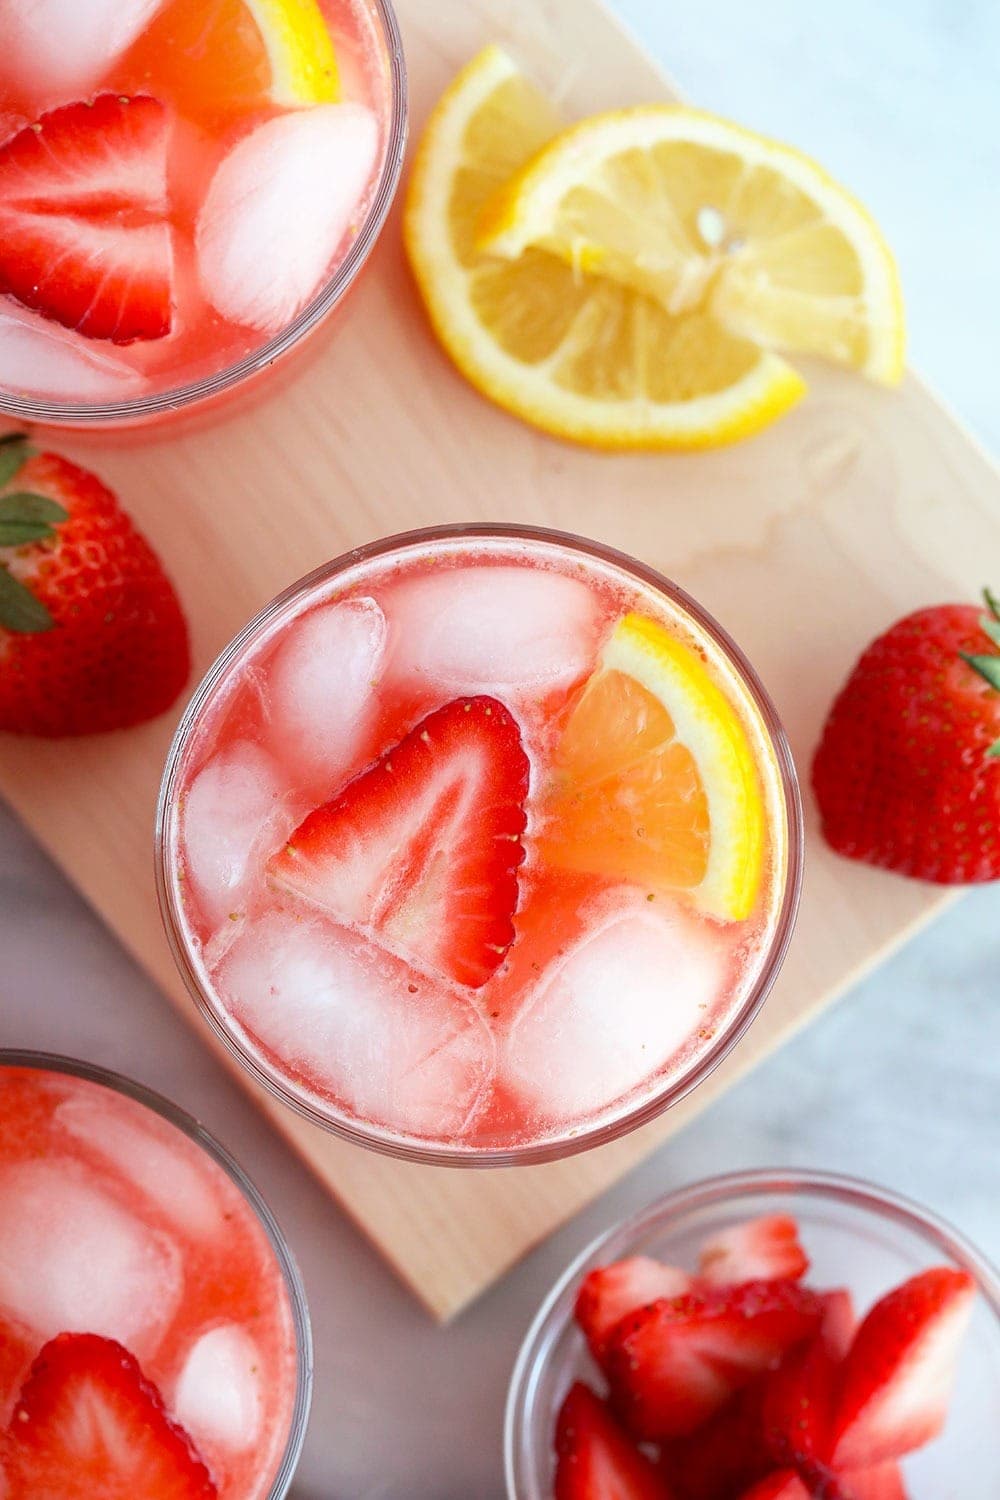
(0, 1060, 304, 1498)
(160, 531, 798, 1160)
(0, 0, 396, 414)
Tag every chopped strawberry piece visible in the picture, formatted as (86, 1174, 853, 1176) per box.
(834, 1462, 910, 1500)
(0, 95, 173, 344)
(737, 1472, 812, 1500)
(660, 1380, 772, 1500)
(606, 1281, 824, 1441)
(268, 695, 529, 989)
(555, 1382, 675, 1500)
(2, 1332, 216, 1498)
(760, 1291, 855, 1470)
(831, 1267, 975, 1469)
(575, 1257, 692, 1368)
(699, 1216, 809, 1286)
(0, 1314, 35, 1422)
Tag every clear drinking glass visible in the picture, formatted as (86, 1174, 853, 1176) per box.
(0, 0, 407, 434)
(155, 524, 803, 1166)
(505, 1168, 1000, 1499)
(0, 1049, 313, 1499)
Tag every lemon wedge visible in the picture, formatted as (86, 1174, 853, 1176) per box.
(479, 104, 904, 385)
(404, 46, 804, 451)
(246, 0, 339, 105)
(537, 613, 767, 920)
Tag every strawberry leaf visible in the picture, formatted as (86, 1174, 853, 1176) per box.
(0, 565, 54, 633)
(0, 492, 68, 547)
(984, 587, 1000, 622)
(0, 434, 34, 488)
(961, 651, 1000, 693)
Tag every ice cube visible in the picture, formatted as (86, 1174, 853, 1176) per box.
(0, 0, 166, 102)
(182, 740, 297, 927)
(55, 1091, 221, 1241)
(196, 104, 379, 335)
(0, 302, 144, 401)
(0, 1158, 181, 1354)
(386, 566, 602, 700)
(504, 904, 726, 1122)
(173, 1325, 262, 1453)
(215, 909, 494, 1138)
(265, 597, 386, 791)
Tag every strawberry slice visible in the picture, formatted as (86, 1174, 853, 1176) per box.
(555, 1382, 676, 1500)
(2, 1332, 216, 1498)
(737, 1474, 812, 1500)
(834, 1462, 909, 1499)
(699, 1216, 810, 1286)
(0, 95, 173, 344)
(760, 1291, 855, 1470)
(268, 695, 529, 989)
(575, 1257, 692, 1368)
(0, 1314, 35, 1422)
(660, 1380, 772, 1499)
(606, 1281, 824, 1441)
(830, 1267, 975, 1469)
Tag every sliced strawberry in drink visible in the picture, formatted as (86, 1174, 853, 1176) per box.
(830, 1267, 975, 1469)
(554, 1382, 676, 1500)
(575, 1257, 692, 1368)
(736, 1473, 812, 1500)
(268, 696, 530, 989)
(760, 1291, 855, 1470)
(698, 1215, 810, 1286)
(0, 94, 173, 344)
(0, 1314, 35, 1421)
(2, 1332, 216, 1498)
(606, 1281, 824, 1441)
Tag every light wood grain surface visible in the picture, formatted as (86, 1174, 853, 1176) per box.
(0, 0, 997, 1320)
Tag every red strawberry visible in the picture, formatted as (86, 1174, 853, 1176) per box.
(0, 1314, 34, 1423)
(699, 1216, 810, 1286)
(660, 1380, 772, 1499)
(0, 439, 190, 736)
(830, 1267, 975, 1469)
(606, 1281, 824, 1441)
(0, 94, 173, 344)
(268, 695, 529, 988)
(737, 1473, 812, 1500)
(833, 1462, 909, 1500)
(812, 592, 1000, 882)
(2, 1332, 216, 1498)
(575, 1257, 692, 1367)
(555, 1382, 675, 1500)
(760, 1291, 855, 1470)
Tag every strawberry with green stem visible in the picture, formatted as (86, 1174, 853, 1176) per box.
(812, 590, 1000, 882)
(0, 433, 190, 736)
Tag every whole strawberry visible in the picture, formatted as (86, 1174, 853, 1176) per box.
(0, 434, 190, 736)
(812, 592, 1000, 882)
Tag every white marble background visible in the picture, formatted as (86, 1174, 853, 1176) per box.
(2, 1, 999, 1496)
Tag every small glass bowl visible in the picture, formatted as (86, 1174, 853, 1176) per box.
(505, 1168, 1000, 1498)
(0, 1049, 313, 1499)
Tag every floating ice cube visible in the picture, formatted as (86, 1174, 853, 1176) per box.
(173, 1325, 262, 1453)
(196, 104, 379, 335)
(0, 302, 144, 401)
(504, 904, 726, 1122)
(55, 1092, 221, 1241)
(0, 1158, 181, 1354)
(386, 567, 602, 700)
(182, 740, 297, 927)
(0, 0, 166, 101)
(216, 910, 494, 1137)
(266, 597, 386, 790)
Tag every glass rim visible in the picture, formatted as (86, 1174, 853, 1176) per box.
(0, 0, 408, 427)
(0, 1047, 313, 1500)
(155, 521, 804, 1168)
(504, 1166, 1000, 1500)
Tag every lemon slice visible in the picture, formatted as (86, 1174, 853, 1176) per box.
(479, 105, 904, 384)
(538, 613, 767, 920)
(403, 46, 804, 451)
(247, 0, 339, 105)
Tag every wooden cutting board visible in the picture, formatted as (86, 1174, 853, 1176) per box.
(1, 0, 997, 1321)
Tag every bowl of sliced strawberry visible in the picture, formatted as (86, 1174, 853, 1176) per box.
(505, 1169, 1000, 1500)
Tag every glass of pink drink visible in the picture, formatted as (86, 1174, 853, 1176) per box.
(0, 0, 405, 431)
(0, 1052, 311, 1499)
(156, 525, 802, 1165)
